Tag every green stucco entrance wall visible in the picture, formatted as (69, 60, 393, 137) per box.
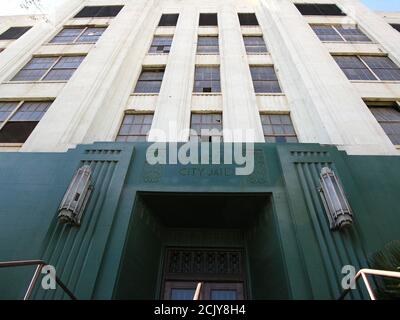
(0, 142, 399, 299)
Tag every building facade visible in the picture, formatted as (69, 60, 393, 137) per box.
(0, 0, 400, 300)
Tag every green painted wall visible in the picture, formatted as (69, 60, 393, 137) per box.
(0, 142, 398, 300)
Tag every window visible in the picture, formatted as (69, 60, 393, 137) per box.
(0, 48, 4, 53)
(260, 114, 298, 143)
(134, 68, 165, 93)
(158, 14, 179, 27)
(368, 102, 400, 145)
(243, 36, 268, 53)
(0, 101, 52, 143)
(74, 6, 123, 18)
(11, 56, 85, 81)
(0, 26, 31, 40)
(238, 13, 259, 26)
(116, 113, 153, 142)
(50, 26, 106, 44)
(250, 66, 282, 93)
(193, 66, 221, 93)
(311, 25, 371, 42)
(148, 36, 173, 54)
(295, 3, 346, 16)
(333, 55, 400, 81)
(197, 36, 219, 54)
(391, 24, 400, 32)
(190, 113, 223, 142)
(199, 13, 218, 26)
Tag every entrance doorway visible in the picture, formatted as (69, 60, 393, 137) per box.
(114, 192, 290, 299)
(162, 248, 246, 300)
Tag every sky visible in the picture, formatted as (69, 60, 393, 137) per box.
(0, 0, 399, 16)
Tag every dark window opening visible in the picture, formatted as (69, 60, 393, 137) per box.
(74, 5, 123, 18)
(391, 24, 400, 32)
(0, 26, 31, 40)
(238, 13, 259, 26)
(158, 14, 179, 27)
(199, 13, 218, 26)
(295, 4, 346, 16)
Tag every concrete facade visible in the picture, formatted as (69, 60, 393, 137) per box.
(0, 0, 399, 154)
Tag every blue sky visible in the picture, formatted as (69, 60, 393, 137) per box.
(362, 0, 400, 11)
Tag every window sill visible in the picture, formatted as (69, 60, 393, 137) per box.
(256, 93, 285, 96)
(247, 53, 270, 56)
(147, 53, 169, 56)
(43, 42, 96, 46)
(192, 93, 222, 96)
(2, 80, 68, 84)
(130, 93, 159, 96)
(322, 41, 376, 44)
(350, 80, 400, 84)
(0, 143, 23, 147)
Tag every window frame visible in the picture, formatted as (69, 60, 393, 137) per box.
(0, 100, 53, 144)
(260, 113, 298, 143)
(10, 55, 86, 83)
(193, 66, 221, 93)
(48, 26, 107, 45)
(333, 55, 400, 82)
(115, 112, 154, 142)
(196, 36, 220, 55)
(367, 101, 400, 146)
(148, 35, 174, 55)
(190, 112, 223, 142)
(249, 65, 283, 94)
(310, 24, 372, 43)
(133, 67, 166, 94)
(243, 35, 268, 54)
